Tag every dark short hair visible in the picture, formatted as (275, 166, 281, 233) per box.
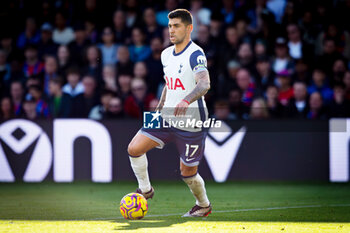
(168, 9, 192, 25)
(49, 76, 64, 86)
(66, 66, 80, 76)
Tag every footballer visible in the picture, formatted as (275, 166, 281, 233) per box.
(127, 9, 212, 217)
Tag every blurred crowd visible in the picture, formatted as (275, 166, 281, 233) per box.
(1, 0, 350, 121)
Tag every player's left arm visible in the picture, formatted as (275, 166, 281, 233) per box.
(174, 56, 210, 117)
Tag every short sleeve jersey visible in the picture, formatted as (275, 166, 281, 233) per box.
(160, 41, 209, 130)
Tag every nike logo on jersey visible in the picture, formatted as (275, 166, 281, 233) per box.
(165, 76, 185, 90)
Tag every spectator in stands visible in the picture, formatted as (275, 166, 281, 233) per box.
(1, 34, 20, 64)
(25, 76, 41, 91)
(104, 96, 124, 119)
(48, 77, 71, 118)
(222, 60, 240, 95)
(307, 69, 333, 105)
(254, 55, 274, 92)
(256, 7, 278, 48)
(329, 82, 350, 118)
(116, 46, 134, 76)
(228, 88, 249, 119)
(162, 27, 172, 48)
(236, 68, 258, 106)
(221, 0, 236, 25)
(17, 17, 41, 50)
(143, 8, 163, 43)
(37, 23, 58, 59)
(23, 45, 44, 79)
(218, 26, 240, 73)
(133, 62, 148, 80)
(145, 37, 163, 95)
(246, 0, 272, 35)
(117, 73, 132, 100)
(124, 78, 156, 118)
(82, 45, 102, 83)
(292, 58, 310, 83)
(0, 96, 14, 120)
(332, 58, 347, 84)
(209, 13, 224, 43)
(281, 1, 298, 28)
(212, 99, 236, 120)
(124, 0, 141, 28)
(89, 90, 115, 120)
(316, 38, 342, 76)
(27, 85, 49, 118)
(299, 9, 319, 45)
(63, 67, 84, 98)
(10, 81, 24, 117)
(266, 0, 286, 24)
(194, 25, 217, 70)
(57, 45, 71, 77)
(307, 92, 328, 119)
(74, 75, 100, 117)
(0, 49, 11, 96)
(99, 26, 119, 66)
(237, 42, 254, 72)
(53, 11, 75, 45)
(156, 0, 178, 27)
(102, 65, 118, 92)
(265, 85, 284, 118)
(276, 69, 293, 106)
(286, 23, 313, 61)
(23, 97, 39, 120)
(235, 18, 253, 44)
(271, 37, 294, 73)
(42, 55, 58, 95)
(129, 28, 151, 62)
(113, 10, 130, 44)
(285, 82, 309, 118)
(315, 22, 350, 60)
(190, 0, 211, 40)
(85, 19, 98, 44)
(69, 23, 91, 67)
(250, 98, 269, 119)
(254, 39, 267, 57)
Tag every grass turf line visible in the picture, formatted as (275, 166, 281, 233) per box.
(0, 182, 349, 232)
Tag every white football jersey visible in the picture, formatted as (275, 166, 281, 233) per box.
(160, 41, 209, 131)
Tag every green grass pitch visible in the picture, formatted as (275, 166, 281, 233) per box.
(0, 182, 349, 232)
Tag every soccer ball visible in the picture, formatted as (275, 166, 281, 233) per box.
(120, 193, 148, 220)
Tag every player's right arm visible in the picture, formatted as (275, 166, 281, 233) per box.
(155, 85, 167, 112)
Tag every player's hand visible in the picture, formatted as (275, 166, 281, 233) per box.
(174, 100, 189, 117)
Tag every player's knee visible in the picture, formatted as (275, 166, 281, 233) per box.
(127, 143, 142, 157)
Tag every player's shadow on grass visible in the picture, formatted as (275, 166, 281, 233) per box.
(112, 217, 199, 231)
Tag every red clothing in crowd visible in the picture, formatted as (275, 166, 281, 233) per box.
(278, 87, 294, 106)
(124, 93, 156, 119)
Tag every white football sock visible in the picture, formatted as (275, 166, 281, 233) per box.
(183, 173, 210, 207)
(129, 154, 151, 193)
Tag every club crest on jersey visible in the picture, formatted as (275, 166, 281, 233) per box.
(165, 76, 185, 90)
(178, 64, 183, 73)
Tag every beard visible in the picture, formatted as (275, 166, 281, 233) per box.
(171, 33, 186, 45)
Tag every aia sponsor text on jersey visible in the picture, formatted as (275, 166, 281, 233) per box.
(165, 76, 185, 90)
